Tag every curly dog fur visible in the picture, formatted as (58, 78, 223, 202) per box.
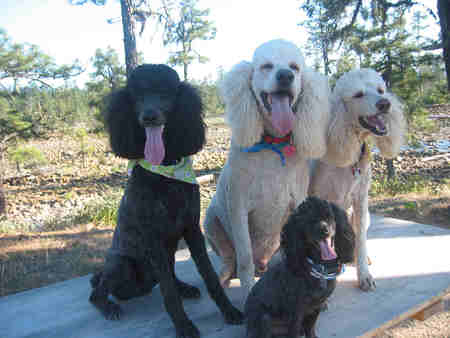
(245, 197, 355, 338)
(309, 68, 405, 291)
(203, 39, 331, 297)
(89, 64, 243, 338)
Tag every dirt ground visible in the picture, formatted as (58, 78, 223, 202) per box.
(0, 119, 449, 337)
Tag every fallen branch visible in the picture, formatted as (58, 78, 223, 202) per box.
(197, 174, 214, 185)
(422, 154, 450, 162)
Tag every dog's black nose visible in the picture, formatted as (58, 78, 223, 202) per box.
(319, 223, 330, 237)
(376, 98, 391, 113)
(320, 228, 330, 237)
(140, 110, 164, 126)
(276, 69, 294, 87)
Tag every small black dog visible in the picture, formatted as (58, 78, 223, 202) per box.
(245, 196, 355, 338)
(89, 64, 243, 338)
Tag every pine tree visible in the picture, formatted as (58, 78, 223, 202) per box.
(163, 0, 216, 81)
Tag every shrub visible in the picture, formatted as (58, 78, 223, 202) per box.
(8, 145, 47, 172)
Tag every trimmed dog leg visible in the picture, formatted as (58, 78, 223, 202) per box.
(148, 237, 200, 338)
(167, 239, 201, 299)
(184, 223, 244, 325)
(287, 307, 305, 338)
(230, 212, 256, 297)
(302, 309, 320, 338)
(203, 203, 237, 288)
(353, 190, 376, 291)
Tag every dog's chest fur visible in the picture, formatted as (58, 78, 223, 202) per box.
(109, 165, 200, 258)
(249, 261, 336, 319)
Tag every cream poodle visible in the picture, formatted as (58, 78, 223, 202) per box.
(309, 68, 405, 291)
(203, 39, 331, 297)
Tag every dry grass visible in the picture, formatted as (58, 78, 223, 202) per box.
(0, 224, 113, 296)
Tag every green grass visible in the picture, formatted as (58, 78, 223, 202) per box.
(370, 174, 430, 197)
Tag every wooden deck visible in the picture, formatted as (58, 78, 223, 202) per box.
(1, 215, 449, 338)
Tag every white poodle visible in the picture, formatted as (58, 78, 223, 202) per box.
(203, 39, 331, 296)
(309, 68, 406, 291)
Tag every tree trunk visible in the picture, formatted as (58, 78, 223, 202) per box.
(183, 62, 188, 81)
(120, 0, 138, 79)
(386, 159, 396, 181)
(322, 44, 331, 76)
(438, 0, 450, 91)
(383, 49, 396, 180)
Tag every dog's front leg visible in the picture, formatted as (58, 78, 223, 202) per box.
(231, 210, 256, 300)
(302, 308, 320, 338)
(353, 180, 376, 291)
(184, 224, 244, 325)
(226, 175, 256, 301)
(148, 238, 200, 338)
(287, 305, 305, 338)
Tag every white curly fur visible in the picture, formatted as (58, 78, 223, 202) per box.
(309, 68, 406, 291)
(325, 68, 405, 166)
(204, 39, 331, 299)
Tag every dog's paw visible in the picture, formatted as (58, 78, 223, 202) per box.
(358, 272, 376, 291)
(177, 280, 201, 299)
(104, 301, 123, 320)
(176, 320, 200, 338)
(224, 306, 244, 325)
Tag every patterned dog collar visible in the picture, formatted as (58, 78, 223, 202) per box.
(128, 157, 198, 184)
(306, 257, 345, 281)
(241, 134, 296, 166)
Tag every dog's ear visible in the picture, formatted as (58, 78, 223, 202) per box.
(163, 82, 206, 160)
(374, 92, 406, 159)
(220, 61, 263, 147)
(281, 213, 307, 274)
(322, 92, 363, 167)
(291, 68, 330, 159)
(330, 202, 355, 264)
(105, 87, 146, 159)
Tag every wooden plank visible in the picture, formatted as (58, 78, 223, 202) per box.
(1, 216, 449, 338)
(360, 287, 450, 337)
(412, 299, 444, 321)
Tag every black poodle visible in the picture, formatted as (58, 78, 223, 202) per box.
(244, 196, 355, 338)
(89, 64, 243, 338)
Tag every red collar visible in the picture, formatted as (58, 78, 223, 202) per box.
(263, 134, 292, 144)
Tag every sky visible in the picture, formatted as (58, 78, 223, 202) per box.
(0, 0, 440, 87)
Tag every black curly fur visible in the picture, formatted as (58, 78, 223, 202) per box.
(89, 64, 243, 338)
(245, 196, 355, 338)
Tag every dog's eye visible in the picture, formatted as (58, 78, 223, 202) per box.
(353, 91, 364, 98)
(377, 87, 385, 94)
(289, 63, 300, 72)
(261, 63, 274, 71)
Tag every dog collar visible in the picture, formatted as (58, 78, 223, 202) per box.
(241, 134, 296, 166)
(127, 157, 198, 184)
(306, 257, 345, 281)
(351, 142, 370, 177)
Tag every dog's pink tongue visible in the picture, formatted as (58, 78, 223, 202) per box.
(144, 126, 165, 165)
(271, 94, 295, 136)
(320, 238, 337, 261)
